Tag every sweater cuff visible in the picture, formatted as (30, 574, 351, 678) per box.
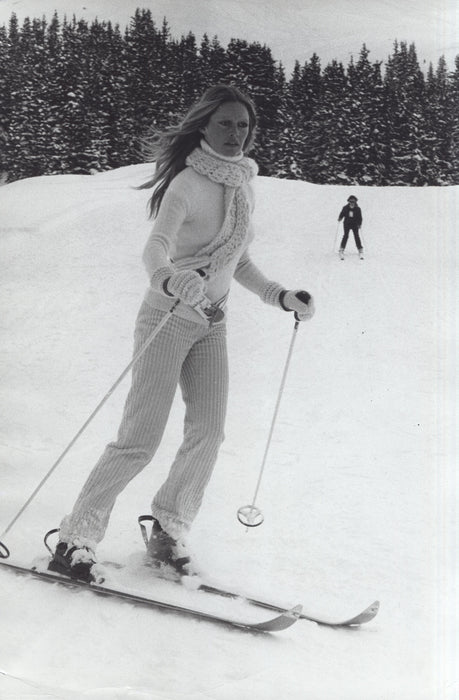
(278, 290, 292, 311)
(261, 281, 286, 307)
(150, 266, 174, 294)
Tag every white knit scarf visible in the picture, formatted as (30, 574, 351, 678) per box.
(177, 142, 258, 276)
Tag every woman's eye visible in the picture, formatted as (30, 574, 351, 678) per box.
(219, 120, 248, 128)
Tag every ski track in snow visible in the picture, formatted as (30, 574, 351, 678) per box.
(0, 165, 456, 699)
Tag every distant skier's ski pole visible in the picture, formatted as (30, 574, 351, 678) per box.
(0, 300, 180, 556)
(333, 221, 341, 252)
(237, 319, 300, 528)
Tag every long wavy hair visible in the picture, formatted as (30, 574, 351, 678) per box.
(139, 85, 258, 218)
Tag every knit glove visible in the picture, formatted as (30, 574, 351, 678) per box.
(279, 290, 315, 321)
(164, 270, 206, 307)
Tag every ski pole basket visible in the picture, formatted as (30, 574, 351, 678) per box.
(138, 515, 154, 547)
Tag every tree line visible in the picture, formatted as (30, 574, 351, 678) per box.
(0, 8, 458, 185)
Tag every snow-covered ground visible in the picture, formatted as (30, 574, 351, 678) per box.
(0, 165, 456, 699)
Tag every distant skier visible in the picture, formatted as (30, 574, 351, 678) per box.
(338, 195, 363, 259)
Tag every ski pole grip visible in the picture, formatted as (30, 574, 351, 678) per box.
(0, 541, 10, 558)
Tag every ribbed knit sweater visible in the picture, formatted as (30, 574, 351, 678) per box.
(142, 152, 284, 324)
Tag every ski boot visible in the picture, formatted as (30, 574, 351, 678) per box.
(47, 534, 100, 583)
(145, 518, 196, 580)
(339, 248, 345, 260)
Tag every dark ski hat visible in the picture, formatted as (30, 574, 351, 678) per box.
(347, 195, 358, 202)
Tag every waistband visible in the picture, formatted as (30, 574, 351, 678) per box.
(143, 288, 227, 326)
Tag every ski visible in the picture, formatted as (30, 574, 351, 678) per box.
(135, 517, 379, 627)
(0, 561, 301, 633)
(338, 251, 365, 261)
(197, 582, 379, 626)
(101, 560, 379, 627)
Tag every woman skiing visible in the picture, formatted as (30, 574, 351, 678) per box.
(338, 195, 363, 259)
(48, 84, 315, 583)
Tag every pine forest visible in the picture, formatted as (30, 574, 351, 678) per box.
(0, 8, 458, 185)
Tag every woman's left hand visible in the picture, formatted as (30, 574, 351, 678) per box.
(281, 290, 315, 321)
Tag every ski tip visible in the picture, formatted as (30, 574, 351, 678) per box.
(249, 604, 303, 633)
(339, 600, 380, 626)
(356, 599, 380, 623)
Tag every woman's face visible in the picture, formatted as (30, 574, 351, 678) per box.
(201, 101, 250, 157)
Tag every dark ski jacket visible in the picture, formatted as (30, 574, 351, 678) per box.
(338, 204, 362, 228)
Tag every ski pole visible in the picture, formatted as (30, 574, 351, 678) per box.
(237, 318, 300, 528)
(0, 300, 180, 557)
(333, 221, 341, 253)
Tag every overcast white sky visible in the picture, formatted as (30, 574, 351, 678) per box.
(0, 0, 457, 72)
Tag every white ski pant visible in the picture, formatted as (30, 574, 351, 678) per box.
(59, 301, 228, 545)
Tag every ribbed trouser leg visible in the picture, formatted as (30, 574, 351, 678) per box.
(151, 319, 228, 538)
(59, 302, 228, 545)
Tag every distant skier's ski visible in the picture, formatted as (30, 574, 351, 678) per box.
(338, 250, 365, 261)
(0, 561, 301, 633)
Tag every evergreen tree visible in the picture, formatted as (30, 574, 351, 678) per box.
(3, 13, 27, 179)
(383, 41, 430, 184)
(199, 34, 228, 88)
(140, 18, 183, 134)
(424, 56, 454, 183)
(125, 9, 164, 140)
(449, 56, 459, 183)
(275, 54, 322, 179)
(218, 39, 286, 174)
(171, 31, 202, 110)
(306, 59, 348, 183)
(0, 24, 10, 179)
(338, 46, 385, 183)
(41, 12, 68, 173)
(243, 43, 286, 175)
(3, 16, 45, 177)
(83, 19, 129, 171)
(57, 17, 96, 173)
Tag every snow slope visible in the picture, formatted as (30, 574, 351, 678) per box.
(0, 166, 456, 699)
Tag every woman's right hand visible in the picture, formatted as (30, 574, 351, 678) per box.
(165, 270, 206, 307)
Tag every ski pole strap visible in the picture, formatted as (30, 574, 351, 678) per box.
(44, 528, 60, 556)
(0, 541, 10, 558)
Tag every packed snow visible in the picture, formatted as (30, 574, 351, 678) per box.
(0, 165, 456, 699)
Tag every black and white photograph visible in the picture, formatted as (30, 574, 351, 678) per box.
(0, 1, 457, 698)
